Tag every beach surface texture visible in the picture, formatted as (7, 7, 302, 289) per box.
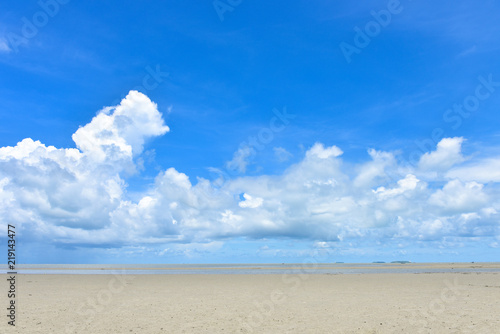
(1, 263, 499, 333)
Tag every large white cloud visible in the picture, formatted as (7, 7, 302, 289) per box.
(0, 91, 167, 236)
(0, 92, 499, 252)
(72, 90, 169, 166)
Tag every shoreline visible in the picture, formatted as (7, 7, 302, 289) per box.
(2, 262, 499, 275)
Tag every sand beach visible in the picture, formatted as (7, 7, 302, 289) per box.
(2, 263, 499, 333)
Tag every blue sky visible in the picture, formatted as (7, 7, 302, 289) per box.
(1, 1, 500, 263)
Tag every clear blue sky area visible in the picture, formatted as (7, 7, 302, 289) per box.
(0, 1, 499, 263)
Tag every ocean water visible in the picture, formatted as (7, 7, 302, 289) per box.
(1, 263, 499, 275)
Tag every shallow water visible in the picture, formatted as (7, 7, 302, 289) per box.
(2, 263, 499, 275)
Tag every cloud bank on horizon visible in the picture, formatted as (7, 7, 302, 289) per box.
(0, 91, 498, 261)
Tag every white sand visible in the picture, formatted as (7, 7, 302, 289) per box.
(2, 265, 499, 333)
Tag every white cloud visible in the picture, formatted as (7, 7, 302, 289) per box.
(446, 158, 500, 183)
(0, 91, 499, 253)
(418, 137, 465, 171)
(306, 142, 343, 159)
(429, 179, 488, 214)
(72, 90, 169, 165)
(226, 144, 254, 173)
(273, 147, 293, 162)
(239, 193, 264, 208)
(354, 149, 396, 187)
(373, 174, 420, 199)
(0, 91, 168, 235)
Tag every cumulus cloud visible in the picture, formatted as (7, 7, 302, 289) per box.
(354, 149, 396, 187)
(418, 137, 465, 171)
(429, 179, 488, 214)
(239, 193, 264, 208)
(0, 92, 499, 255)
(306, 142, 343, 159)
(72, 90, 169, 165)
(0, 91, 168, 238)
(446, 158, 500, 183)
(373, 174, 420, 199)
